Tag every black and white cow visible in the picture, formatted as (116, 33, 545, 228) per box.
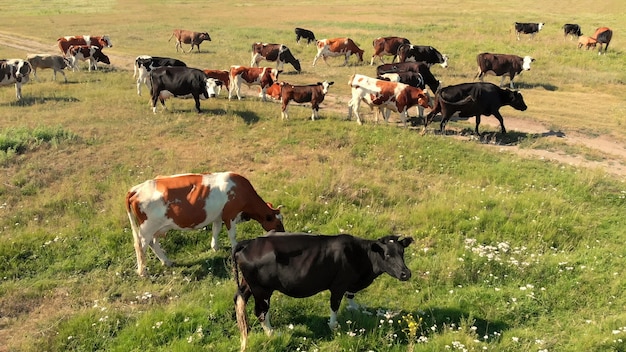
(149, 66, 220, 113)
(562, 24, 583, 40)
(233, 232, 413, 351)
(514, 22, 544, 40)
(376, 61, 441, 93)
(133, 55, 187, 96)
(66, 45, 110, 71)
(0, 59, 32, 100)
(475, 53, 534, 89)
(425, 82, 527, 135)
(396, 44, 449, 68)
(251, 43, 301, 73)
(295, 27, 316, 45)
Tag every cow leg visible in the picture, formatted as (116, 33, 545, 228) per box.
(345, 292, 359, 310)
(132, 231, 149, 276)
(253, 290, 273, 335)
(211, 219, 222, 250)
(148, 236, 174, 268)
(281, 100, 289, 120)
(475, 114, 482, 135)
(59, 69, 67, 83)
(328, 290, 344, 329)
(342, 53, 350, 66)
(311, 105, 319, 121)
(15, 83, 22, 101)
(492, 111, 506, 134)
(250, 53, 261, 67)
(32, 68, 39, 81)
(193, 95, 202, 113)
(226, 222, 238, 249)
(400, 110, 409, 128)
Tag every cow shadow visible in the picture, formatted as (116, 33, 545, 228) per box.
(1, 95, 80, 107)
(176, 252, 232, 281)
(514, 82, 558, 91)
(231, 109, 261, 124)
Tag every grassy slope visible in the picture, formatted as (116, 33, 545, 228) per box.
(1, 1, 626, 351)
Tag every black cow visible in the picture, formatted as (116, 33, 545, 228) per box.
(562, 24, 583, 40)
(475, 53, 534, 89)
(233, 232, 413, 351)
(396, 44, 449, 68)
(0, 59, 32, 100)
(134, 55, 187, 96)
(149, 66, 220, 113)
(592, 27, 613, 55)
(425, 82, 527, 135)
(295, 27, 316, 45)
(514, 22, 544, 40)
(376, 61, 440, 92)
(251, 43, 301, 73)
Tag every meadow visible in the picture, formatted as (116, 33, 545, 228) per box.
(1, 1, 626, 351)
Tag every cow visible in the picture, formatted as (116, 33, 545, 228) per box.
(425, 82, 527, 135)
(295, 27, 316, 45)
(378, 72, 432, 118)
(126, 172, 285, 277)
(66, 45, 111, 72)
(396, 44, 449, 68)
(149, 66, 221, 113)
(279, 80, 334, 120)
(475, 53, 534, 89)
(228, 66, 280, 101)
(251, 43, 301, 73)
(133, 56, 187, 96)
(312, 37, 364, 66)
(370, 36, 410, 65)
(57, 35, 112, 55)
(347, 73, 430, 127)
(562, 24, 583, 40)
(592, 27, 613, 55)
(261, 82, 282, 101)
(375, 61, 441, 93)
(26, 54, 71, 83)
(168, 29, 211, 53)
(203, 69, 230, 96)
(233, 232, 413, 351)
(577, 36, 597, 50)
(514, 22, 544, 40)
(0, 59, 32, 100)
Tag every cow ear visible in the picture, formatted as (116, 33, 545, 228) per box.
(328, 81, 334, 86)
(400, 237, 414, 248)
(371, 242, 385, 256)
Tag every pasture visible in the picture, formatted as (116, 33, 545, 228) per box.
(1, 1, 626, 351)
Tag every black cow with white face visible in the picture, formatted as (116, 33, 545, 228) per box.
(425, 82, 527, 135)
(134, 55, 187, 96)
(233, 232, 413, 351)
(514, 22, 544, 40)
(396, 44, 449, 68)
(149, 66, 220, 114)
(251, 43, 301, 73)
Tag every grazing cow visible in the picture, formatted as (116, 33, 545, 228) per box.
(126, 172, 285, 277)
(228, 66, 280, 101)
(203, 69, 230, 96)
(514, 22, 544, 40)
(251, 43, 301, 73)
(425, 82, 527, 135)
(66, 45, 111, 71)
(234, 232, 413, 351)
(295, 27, 316, 45)
(26, 54, 71, 83)
(168, 29, 211, 53)
(396, 44, 449, 68)
(375, 61, 441, 92)
(592, 27, 613, 55)
(562, 24, 583, 40)
(279, 80, 334, 120)
(378, 71, 432, 118)
(312, 37, 364, 66)
(577, 36, 597, 50)
(133, 55, 187, 96)
(149, 66, 220, 113)
(0, 59, 32, 100)
(475, 53, 534, 89)
(57, 35, 112, 55)
(370, 36, 410, 65)
(348, 73, 430, 127)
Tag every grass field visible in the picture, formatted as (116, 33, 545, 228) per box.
(2, 1, 626, 351)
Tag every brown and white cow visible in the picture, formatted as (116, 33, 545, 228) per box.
(66, 45, 111, 71)
(169, 29, 211, 53)
(348, 73, 430, 127)
(0, 59, 32, 100)
(203, 69, 230, 96)
(125, 172, 285, 276)
(370, 36, 410, 65)
(57, 35, 112, 55)
(475, 53, 534, 89)
(279, 80, 334, 120)
(312, 37, 364, 66)
(228, 66, 280, 101)
(251, 43, 301, 73)
(26, 54, 71, 83)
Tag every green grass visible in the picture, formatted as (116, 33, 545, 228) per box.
(1, 1, 626, 351)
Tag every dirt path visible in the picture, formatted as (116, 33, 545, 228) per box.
(3, 32, 626, 177)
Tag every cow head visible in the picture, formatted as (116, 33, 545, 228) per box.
(320, 80, 334, 94)
(8, 60, 32, 83)
(371, 236, 413, 281)
(205, 78, 221, 98)
(440, 54, 449, 68)
(94, 50, 111, 65)
(261, 203, 285, 232)
(200, 32, 211, 42)
(522, 56, 534, 71)
(507, 90, 528, 111)
(101, 35, 113, 48)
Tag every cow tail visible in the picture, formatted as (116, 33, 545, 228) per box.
(125, 190, 143, 258)
(232, 245, 249, 351)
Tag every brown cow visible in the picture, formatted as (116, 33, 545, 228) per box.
(370, 36, 410, 65)
(577, 36, 597, 50)
(228, 66, 280, 101)
(57, 35, 112, 55)
(169, 29, 211, 53)
(475, 53, 534, 89)
(261, 82, 282, 101)
(312, 37, 364, 66)
(279, 80, 334, 120)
